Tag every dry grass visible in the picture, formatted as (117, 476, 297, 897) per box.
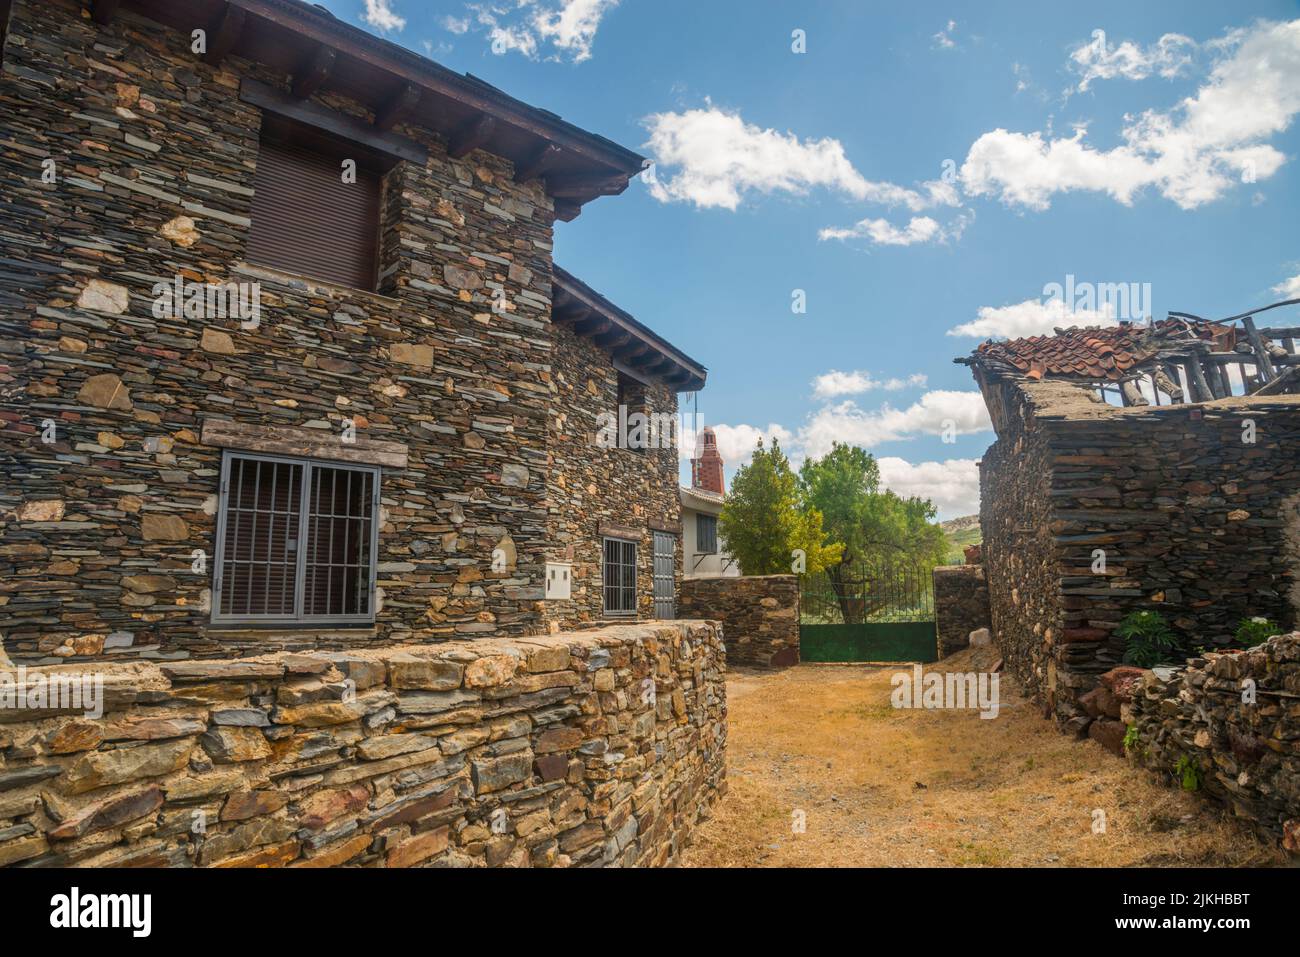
(683, 650, 1284, 868)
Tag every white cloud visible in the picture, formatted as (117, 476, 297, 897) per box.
(933, 20, 957, 51)
(948, 296, 1119, 339)
(469, 0, 617, 62)
(798, 391, 992, 459)
(642, 105, 947, 211)
(442, 15, 471, 34)
(877, 457, 981, 519)
(819, 208, 972, 246)
(811, 371, 927, 399)
(682, 422, 795, 469)
(533, 0, 619, 62)
(362, 0, 406, 33)
(1069, 30, 1197, 91)
(1273, 273, 1300, 298)
(819, 215, 940, 246)
(961, 19, 1300, 210)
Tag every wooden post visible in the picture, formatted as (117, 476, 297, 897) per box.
(1242, 316, 1277, 382)
(1184, 353, 1213, 402)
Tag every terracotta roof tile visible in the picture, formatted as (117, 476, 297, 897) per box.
(970, 319, 1234, 382)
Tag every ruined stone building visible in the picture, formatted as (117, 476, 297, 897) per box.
(961, 317, 1300, 729)
(0, 0, 709, 664)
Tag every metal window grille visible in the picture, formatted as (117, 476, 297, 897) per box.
(696, 513, 718, 554)
(602, 537, 637, 616)
(212, 451, 379, 625)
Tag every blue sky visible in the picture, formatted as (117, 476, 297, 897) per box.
(327, 0, 1300, 517)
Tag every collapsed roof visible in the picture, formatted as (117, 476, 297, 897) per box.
(958, 307, 1300, 405)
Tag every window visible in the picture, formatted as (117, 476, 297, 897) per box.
(246, 117, 383, 290)
(212, 452, 380, 625)
(602, 537, 637, 616)
(696, 513, 718, 554)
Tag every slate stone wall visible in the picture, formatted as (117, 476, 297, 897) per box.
(678, 575, 799, 667)
(0, 0, 686, 663)
(1128, 633, 1300, 854)
(933, 565, 991, 658)
(544, 322, 681, 627)
(979, 376, 1300, 728)
(0, 620, 726, 868)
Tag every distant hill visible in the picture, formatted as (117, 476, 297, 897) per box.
(940, 514, 981, 564)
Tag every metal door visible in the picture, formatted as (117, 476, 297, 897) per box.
(652, 531, 676, 619)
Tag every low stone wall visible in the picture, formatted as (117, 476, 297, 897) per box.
(678, 575, 799, 668)
(1128, 633, 1300, 853)
(0, 621, 726, 868)
(933, 565, 991, 658)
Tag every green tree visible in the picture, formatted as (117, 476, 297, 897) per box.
(719, 438, 841, 575)
(799, 442, 948, 623)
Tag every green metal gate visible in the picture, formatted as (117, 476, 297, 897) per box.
(799, 557, 937, 662)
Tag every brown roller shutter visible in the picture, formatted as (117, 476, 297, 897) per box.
(247, 138, 380, 290)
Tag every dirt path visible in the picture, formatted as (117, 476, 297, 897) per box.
(683, 650, 1282, 867)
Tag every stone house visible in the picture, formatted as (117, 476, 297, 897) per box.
(961, 318, 1300, 729)
(681, 427, 737, 579)
(0, 0, 707, 664)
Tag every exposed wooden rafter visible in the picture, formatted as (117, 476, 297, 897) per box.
(374, 82, 421, 131)
(447, 113, 496, 159)
(291, 44, 336, 99)
(552, 200, 581, 222)
(515, 143, 561, 183)
(545, 172, 628, 199)
(202, 4, 247, 66)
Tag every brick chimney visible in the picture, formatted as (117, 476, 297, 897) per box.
(691, 427, 725, 495)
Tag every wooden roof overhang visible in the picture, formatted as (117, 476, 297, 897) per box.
(552, 266, 707, 394)
(83, 0, 647, 220)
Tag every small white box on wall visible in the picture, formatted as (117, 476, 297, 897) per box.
(545, 562, 572, 600)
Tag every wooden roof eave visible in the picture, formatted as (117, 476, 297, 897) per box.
(93, 0, 646, 216)
(553, 269, 707, 393)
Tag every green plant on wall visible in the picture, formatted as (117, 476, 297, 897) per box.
(1117, 611, 1179, 668)
(1233, 616, 1279, 649)
(1122, 724, 1140, 753)
(1174, 754, 1201, 791)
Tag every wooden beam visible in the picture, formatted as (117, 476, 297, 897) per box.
(545, 173, 628, 199)
(240, 79, 428, 165)
(1253, 365, 1300, 396)
(614, 341, 653, 362)
(552, 200, 581, 222)
(1241, 315, 1278, 381)
(515, 143, 562, 183)
(1120, 379, 1146, 406)
(448, 114, 496, 159)
(572, 316, 610, 337)
(374, 82, 421, 132)
(594, 329, 630, 349)
(291, 44, 336, 99)
(1183, 353, 1213, 402)
(203, 4, 247, 66)
(1154, 365, 1183, 403)
(201, 419, 408, 469)
(91, 0, 120, 25)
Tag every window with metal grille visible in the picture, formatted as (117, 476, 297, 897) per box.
(696, 513, 718, 554)
(602, 537, 637, 616)
(246, 117, 384, 291)
(212, 452, 380, 625)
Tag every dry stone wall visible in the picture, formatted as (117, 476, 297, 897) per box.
(1127, 633, 1300, 853)
(933, 565, 991, 658)
(678, 575, 799, 667)
(0, 620, 726, 868)
(980, 376, 1300, 729)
